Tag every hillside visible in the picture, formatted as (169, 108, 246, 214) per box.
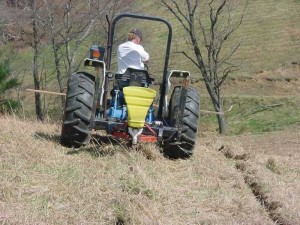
(129, 0, 300, 78)
(0, 116, 299, 224)
(1, 1, 300, 224)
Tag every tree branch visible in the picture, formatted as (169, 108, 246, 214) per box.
(177, 50, 201, 70)
(160, 0, 190, 33)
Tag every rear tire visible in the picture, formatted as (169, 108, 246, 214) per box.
(60, 72, 95, 147)
(164, 86, 200, 159)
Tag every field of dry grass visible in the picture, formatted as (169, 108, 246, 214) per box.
(1, 115, 299, 224)
(1, 0, 300, 224)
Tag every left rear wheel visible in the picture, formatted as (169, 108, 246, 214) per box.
(60, 72, 95, 147)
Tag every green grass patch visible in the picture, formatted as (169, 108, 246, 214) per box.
(200, 96, 300, 135)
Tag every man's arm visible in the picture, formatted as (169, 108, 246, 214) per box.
(138, 45, 149, 62)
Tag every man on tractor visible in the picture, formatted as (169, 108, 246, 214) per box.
(117, 29, 149, 74)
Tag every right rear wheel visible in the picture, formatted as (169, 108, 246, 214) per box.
(164, 86, 200, 159)
(60, 72, 95, 147)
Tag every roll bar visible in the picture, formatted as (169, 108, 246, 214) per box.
(106, 13, 173, 119)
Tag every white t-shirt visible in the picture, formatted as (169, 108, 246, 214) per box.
(117, 41, 149, 74)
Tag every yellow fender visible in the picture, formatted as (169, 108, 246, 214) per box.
(123, 87, 156, 128)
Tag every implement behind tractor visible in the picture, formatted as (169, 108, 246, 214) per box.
(60, 13, 200, 159)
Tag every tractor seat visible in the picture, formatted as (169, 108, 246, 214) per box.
(115, 68, 154, 88)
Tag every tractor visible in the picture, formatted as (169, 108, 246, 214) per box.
(60, 13, 200, 159)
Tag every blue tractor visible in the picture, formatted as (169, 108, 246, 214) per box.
(60, 13, 200, 158)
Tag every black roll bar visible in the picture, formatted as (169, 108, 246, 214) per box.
(106, 13, 172, 120)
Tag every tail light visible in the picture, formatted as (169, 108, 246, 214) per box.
(90, 45, 105, 61)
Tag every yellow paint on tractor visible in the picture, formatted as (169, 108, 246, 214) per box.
(123, 87, 156, 128)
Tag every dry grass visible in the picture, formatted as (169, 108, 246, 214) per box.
(216, 131, 300, 225)
(0, 115, 280, 225)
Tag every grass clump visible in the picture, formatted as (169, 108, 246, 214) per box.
(113, 201, 130, 225)
(266, 158, 281, 175)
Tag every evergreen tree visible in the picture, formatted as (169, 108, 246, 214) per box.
(0, 60, 20, 112)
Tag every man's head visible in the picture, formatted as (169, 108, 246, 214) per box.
(127, 29, 143, 44)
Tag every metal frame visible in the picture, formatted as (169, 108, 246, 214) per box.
(106, 13, 173, 120)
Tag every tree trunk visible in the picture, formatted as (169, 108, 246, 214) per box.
(205, 81, 227, 134)
(217, 113, 227, 134)
(52, 39, 65, 109)
(32, 0, 44, 121)
(212, 96, 227, 134)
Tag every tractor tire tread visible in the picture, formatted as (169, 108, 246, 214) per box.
(164, 87, 200, 159)
(60, 72, 95, 148)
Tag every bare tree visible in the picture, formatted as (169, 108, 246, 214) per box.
(3, 0, 46, 120)
(160, 0, 248, 134)
(40, 1, 96, 112)
(39, 0, 132, 107)
(30, 0, 44, 121)
(2, 0, 134, 118)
